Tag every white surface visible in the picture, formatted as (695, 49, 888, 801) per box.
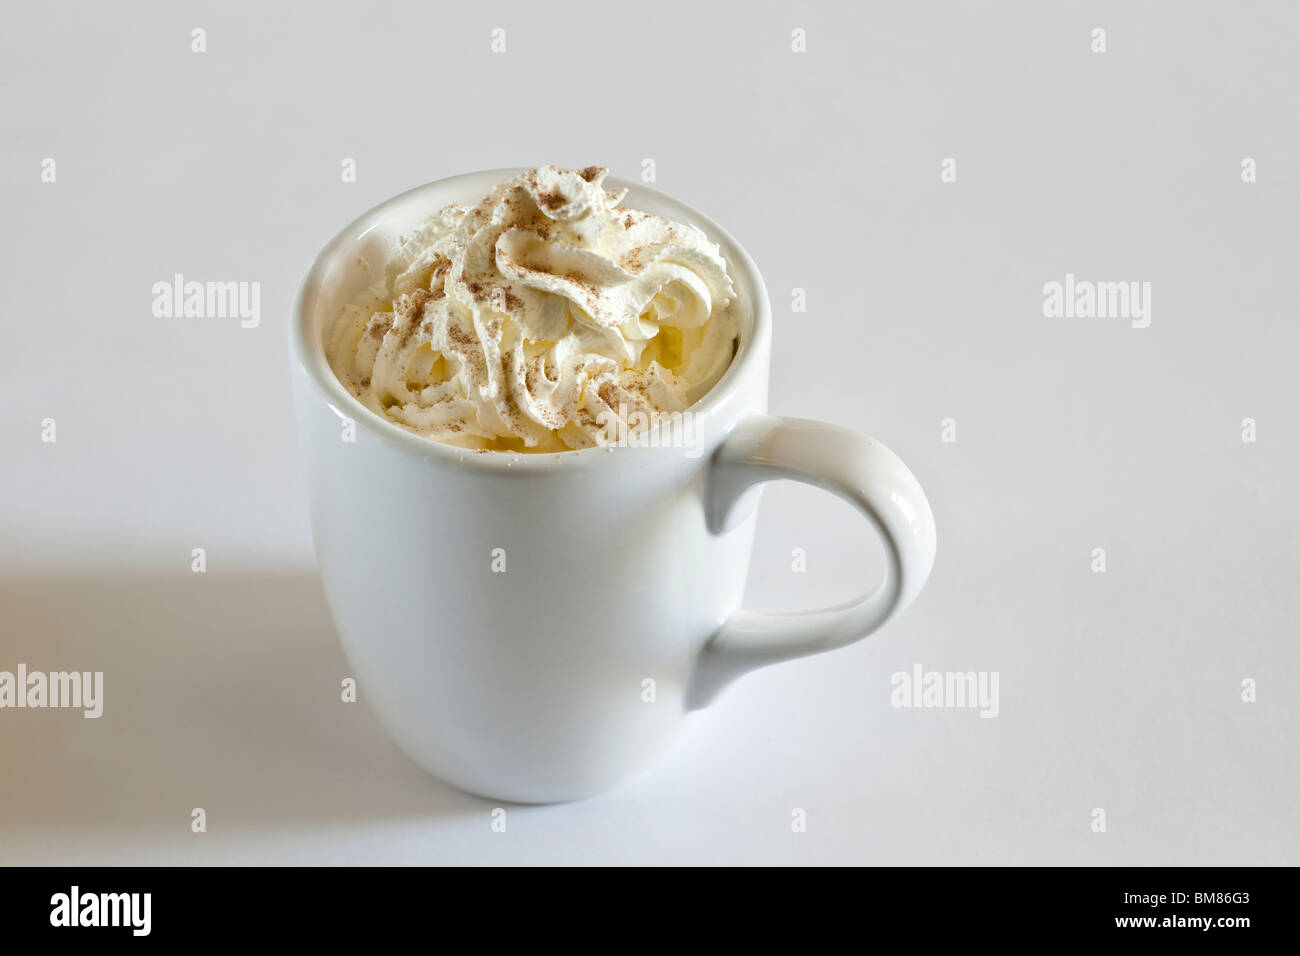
(1, 0, 1297, 864)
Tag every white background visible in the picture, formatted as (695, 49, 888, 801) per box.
(2, 0, 1296, 864)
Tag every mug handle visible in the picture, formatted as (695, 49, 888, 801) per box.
(687, 416, 937, 708)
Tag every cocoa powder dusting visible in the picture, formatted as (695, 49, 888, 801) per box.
(366, 312, 395, 341)
(537, 189, 566, 212)
(394, 289, 433, 348)
(429, 255, 451, 299)
(446, 324, 475, 349)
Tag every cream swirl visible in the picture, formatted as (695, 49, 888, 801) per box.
(326, 166, 738, 452)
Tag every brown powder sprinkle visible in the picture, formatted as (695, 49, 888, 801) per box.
(559, 271, 597, 294)
(446, 324, 475, 349)
(395, 289, 432, 318)
(524, 354, 554, 394)
(556, 271, 602, 317)
(394, 289, 433, 348)
(537, 189, 567, 213)
(578, 166, 602, 183)
(429, 255, 452, 299)
(499, 381, 524, 428)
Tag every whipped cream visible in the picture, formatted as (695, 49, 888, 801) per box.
(326, 166, 738, 452)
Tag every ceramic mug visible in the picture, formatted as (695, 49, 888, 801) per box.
(290, 169, 937, 803)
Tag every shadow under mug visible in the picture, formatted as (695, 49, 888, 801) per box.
(290, 169, 937, 803)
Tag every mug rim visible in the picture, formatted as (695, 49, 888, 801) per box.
(290, 167, 772, 471)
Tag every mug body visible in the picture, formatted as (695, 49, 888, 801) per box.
(291, 171, 771, 802)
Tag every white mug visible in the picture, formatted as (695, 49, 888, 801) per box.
(290, 169, 937, 803)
